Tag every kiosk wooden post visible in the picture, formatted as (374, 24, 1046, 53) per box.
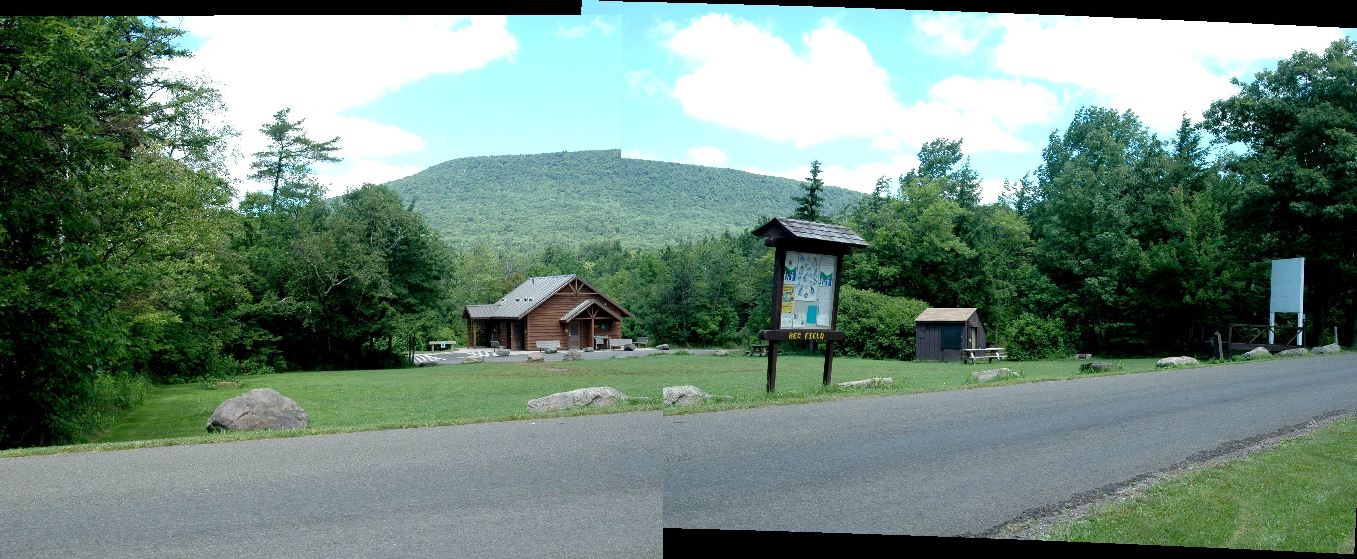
(751, 218, 867, 392)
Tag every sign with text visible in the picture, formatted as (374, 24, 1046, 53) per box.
(780, 251, 837, 330)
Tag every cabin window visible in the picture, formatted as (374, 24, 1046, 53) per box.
(597, 321, 611, 332)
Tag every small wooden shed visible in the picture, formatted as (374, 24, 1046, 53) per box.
(914, 307, 987, 362)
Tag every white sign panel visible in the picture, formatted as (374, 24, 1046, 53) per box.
(1270, 257, 1304, 314)
(780, 251, 837, 330)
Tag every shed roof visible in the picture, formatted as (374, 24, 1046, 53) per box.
(751, 217, 868, 248)
(914, 307, 979, 323)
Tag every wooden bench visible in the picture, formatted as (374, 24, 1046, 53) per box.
(535, 340, 561, 353)
(608, 338, 632, 350)
(635, 337, 649, 348)
(746, 343, 769, 357)
(963, 347, 1007, 364)
(427, 340, 457, 352)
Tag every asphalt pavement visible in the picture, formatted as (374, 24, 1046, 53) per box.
(0, 412, 662, 559)
(5, 353, 1357, 556)
(663, 353, 1357, 536)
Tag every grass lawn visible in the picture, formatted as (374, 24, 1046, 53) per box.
(0, 351, 1325, 457)
(1046, 415, 1357, 554)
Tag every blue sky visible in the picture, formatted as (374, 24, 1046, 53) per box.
(170, 9, 1355, 202)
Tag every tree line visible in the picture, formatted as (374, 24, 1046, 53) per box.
(1, 17, 1353, 448)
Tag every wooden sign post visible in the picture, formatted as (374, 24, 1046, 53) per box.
(751, 218, 868, 392)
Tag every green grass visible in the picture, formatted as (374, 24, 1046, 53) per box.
(1046, 416, 1357, 554)
(0, 351, 1329, 458)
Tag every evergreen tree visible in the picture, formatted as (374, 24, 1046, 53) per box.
(792, 160, 826, 221)
(248, 108, 341, 210)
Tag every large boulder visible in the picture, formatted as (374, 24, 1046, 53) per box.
(1312, 343, 1342, 355)
(1243, 347, 1271, 360)
(713, 350, 729, 356)
(494, 347, 511, 357)
(837, 377, 895, 388)
(657, 344, 670, 351)
(461, 354, 484, 364)
(624, 344, 635, 351)
(663, 385, 712, 406)
(1155, 356, 1199, 368)
(206, 388, 309, 432)
(526, 354, 545, 363)
(1277, 348, 1309, 357)
(1079, 362, 1116, 373)
(527, 387, 628, 412)
(562, 350, 584, 362)
(970, 368, 1018, 383)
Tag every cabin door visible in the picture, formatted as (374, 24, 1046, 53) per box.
(569, 322, 580, 350)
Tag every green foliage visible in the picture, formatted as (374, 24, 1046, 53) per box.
(248, 107, 341, 210)
(836, 286, 929, 360)
(383, 150, 860, 251)
(1001, 313, 1071, 361)
(792, 160, 827, 221)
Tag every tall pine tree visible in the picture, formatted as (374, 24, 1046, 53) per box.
(793, 160, 826, 221)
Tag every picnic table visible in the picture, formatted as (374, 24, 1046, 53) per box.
(427, 340, 457, 352)
(963, 347, 1007, 364)
(746, 342, 769, 357)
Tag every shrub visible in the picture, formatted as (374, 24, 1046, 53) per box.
(1000, 313, 1071, 361)
(837, 286, 929, 360)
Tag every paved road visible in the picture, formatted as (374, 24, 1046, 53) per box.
(1, 413, 662, 559)
(664, 353, 1357, 536)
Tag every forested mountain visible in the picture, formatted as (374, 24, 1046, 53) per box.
(383, 150, 862, 249)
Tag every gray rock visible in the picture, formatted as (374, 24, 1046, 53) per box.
(1080, 362, 1116, 373)
(1243, 347, 1271, 360)
(837, 377, 895, 388)
(562, 350, 583, 362)
(583, 347, 594, 353)
(207, 388, 309, 432)
(1155, 356, 1199, 368)
(461, 355, 484, 364)
(970, 368, 1018, 382)
(713, 349, 729, 356)
(527, 387, 628, 412)
(1277, 348, 1309, 357)
(526, 354, 545, 363)
(624, 344, 635, 351)
(657, 344, 670, 351)
(1075, 353, 1093, 360)
(1312, 343, 1342, 355)
(544, 347, 558, 354)
(494, 347, 511, 357)
(663, 385, 712, 406)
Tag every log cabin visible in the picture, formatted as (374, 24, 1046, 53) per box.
(463, 274, 633, 351)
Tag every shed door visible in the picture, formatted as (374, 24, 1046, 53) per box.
(969, 327, 978, 349)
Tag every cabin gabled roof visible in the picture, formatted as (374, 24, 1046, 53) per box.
(463, 274, 633, 320)
(559, 299, 625, 322)
(914, 307, 979, 323)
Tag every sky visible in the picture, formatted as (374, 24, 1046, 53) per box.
(167, 7, 1355, 204)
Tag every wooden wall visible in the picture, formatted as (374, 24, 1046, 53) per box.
(524, 279, 624, 350)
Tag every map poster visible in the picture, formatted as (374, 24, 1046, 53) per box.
(779, 250, 837, 330)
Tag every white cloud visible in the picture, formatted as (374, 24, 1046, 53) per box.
(979, 178, 1007, 205)
(625, 69, 667, 97)
(169, 15, 518, 196)
(663, 14, 1055, 156)
(744, 154, 920, 194)
(685, 146, 729, 167)
(987, 15, 1344, 132)
(912, 12, 996, 55)
(318, 160, 425, 196)
(558, 16, 617, 39)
